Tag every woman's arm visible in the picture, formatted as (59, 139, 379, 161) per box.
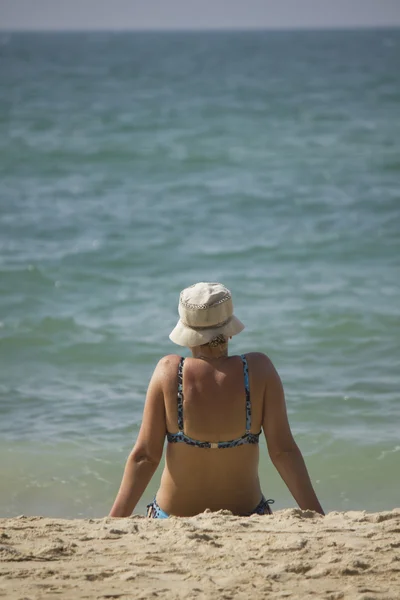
(262, 357, 324, 515)
(109, 359, 167, 517)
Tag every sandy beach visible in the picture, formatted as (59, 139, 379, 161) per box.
(1, 509, 399, 600)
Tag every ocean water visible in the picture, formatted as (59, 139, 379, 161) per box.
(0, 30, 399, 518)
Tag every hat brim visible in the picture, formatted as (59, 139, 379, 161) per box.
(169, 315, 245, 347)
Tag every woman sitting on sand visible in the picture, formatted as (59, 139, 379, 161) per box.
(110, 282, 324, 518)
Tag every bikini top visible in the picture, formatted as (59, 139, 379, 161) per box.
(166, 354, 261, 449)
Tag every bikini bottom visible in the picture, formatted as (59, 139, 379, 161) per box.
(146, 495, 274, 519)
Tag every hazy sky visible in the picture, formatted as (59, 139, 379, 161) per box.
(1, 0, 400, 31)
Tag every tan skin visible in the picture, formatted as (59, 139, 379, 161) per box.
(110, 340, 324, 517)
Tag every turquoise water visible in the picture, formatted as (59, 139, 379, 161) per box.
(0, 30, 399, 517)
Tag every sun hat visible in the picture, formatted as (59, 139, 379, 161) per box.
(169, 282, 245, 347)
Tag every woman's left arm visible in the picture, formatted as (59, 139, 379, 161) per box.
(109, 360, 167, 517)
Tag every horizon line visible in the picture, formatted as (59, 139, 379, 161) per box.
(1, 24, 400, 34)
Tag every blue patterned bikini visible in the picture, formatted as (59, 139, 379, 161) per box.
(147, 354, 274, 518)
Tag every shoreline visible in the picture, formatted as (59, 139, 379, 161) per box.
(1, 508, 399, 599)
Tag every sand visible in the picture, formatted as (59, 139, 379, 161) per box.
(0, 509, 399, 600)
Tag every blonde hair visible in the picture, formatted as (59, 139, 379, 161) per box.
(202, 334, 228, 348)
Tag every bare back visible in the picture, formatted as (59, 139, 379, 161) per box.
(157, 353, 267, 516)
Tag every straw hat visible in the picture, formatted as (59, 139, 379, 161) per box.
(169, 282, 245, 347)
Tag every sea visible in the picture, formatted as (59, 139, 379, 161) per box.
(0, 29, 399, 518)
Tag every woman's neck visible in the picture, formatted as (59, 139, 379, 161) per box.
(191, 344, 229, 360)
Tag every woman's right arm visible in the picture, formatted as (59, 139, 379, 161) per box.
(261, 356, 324, 515)
(109, 358, 168, 517)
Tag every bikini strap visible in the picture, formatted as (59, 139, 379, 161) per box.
(240, 354, 251, 433)
(177, 357, 185, 432)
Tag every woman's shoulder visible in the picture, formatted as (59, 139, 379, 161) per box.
(155, 354, 182, 372)
(150, 355, 182, 392)
(158, 353, 183, 364)
(243, 352, 277, 376)
(243, 351, 273, 364)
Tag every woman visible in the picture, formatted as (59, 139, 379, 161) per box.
(110, 282, 324, 518)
